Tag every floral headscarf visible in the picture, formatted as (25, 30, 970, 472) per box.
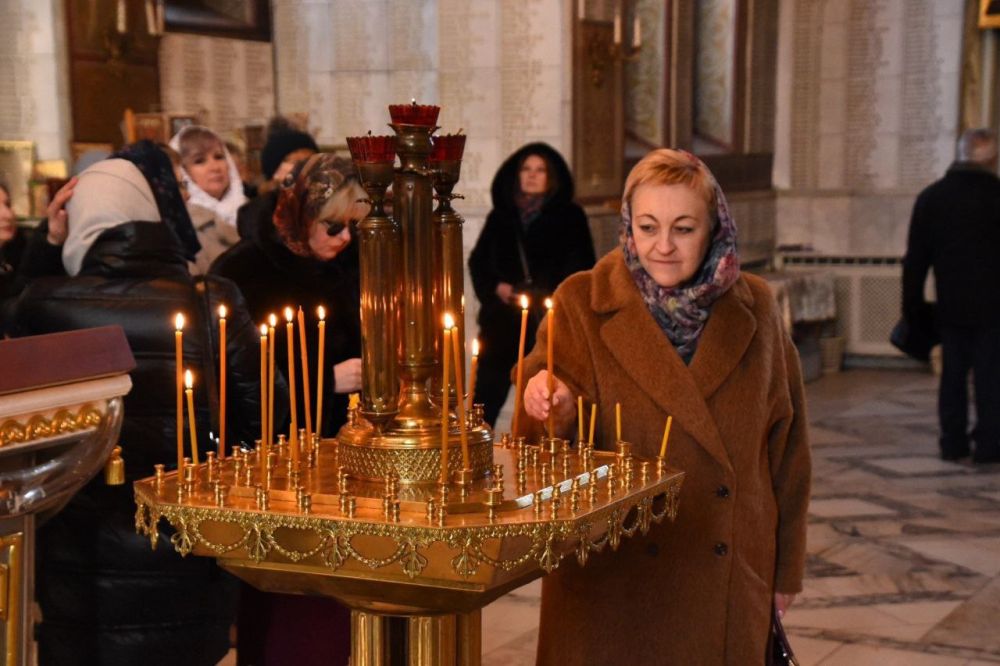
(272, 153, 354, 257)
(621, 150, 740, 361)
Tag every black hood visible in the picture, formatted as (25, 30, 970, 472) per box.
(489, 142, 575, 213)
(79, 222, 190, 279)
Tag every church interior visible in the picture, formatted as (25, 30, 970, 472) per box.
(1, 1, 1000, 665)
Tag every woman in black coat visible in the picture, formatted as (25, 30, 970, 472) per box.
(13, 148, 271, 666)
(210, 153, 367, 666)
(468, 142, 596, 427)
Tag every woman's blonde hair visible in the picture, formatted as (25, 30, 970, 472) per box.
(176, 126, 225, 165)
(317, 178, 369, 224)
(623, 149, 718, 213)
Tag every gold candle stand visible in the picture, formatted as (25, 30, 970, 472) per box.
(135, 432, 683, 665)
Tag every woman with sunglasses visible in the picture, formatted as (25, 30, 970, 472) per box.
(210, 153, 366, 665)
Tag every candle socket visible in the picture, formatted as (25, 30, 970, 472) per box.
(485, 486, 503, 522)
(297, 487, 310, 512)
(277, 434, 287, 455)
(205, 451, 216, 480)
(543, 437, 560, 456)
(570, 479, 581, 514)
(346, 496, 357, 518)
(655, 456, 667, 476)
(550, 486, 562, 519)
(587, 478, 599, 505)
(425, 497, 437, 524)
(540, 462, 551, 486)
(154, 463, 165, 489)
(184, 458, 196, 493)
(499, 432, 512, 448)
(213, 481, 226, 507)
(640, 461, 650, 485)
(455, 467, 472, 488)
(532, 491, 544, 517)
(255, 485, 269, 510)
(616, 441, 632, 462)
(243, 464, 253, 488)
(607, 464, 618, 497)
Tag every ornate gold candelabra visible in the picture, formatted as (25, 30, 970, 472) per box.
(134, 104, 685, 665)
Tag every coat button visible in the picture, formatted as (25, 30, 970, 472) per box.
(716, 485, 730, 499)
(714, 542, 728, 556)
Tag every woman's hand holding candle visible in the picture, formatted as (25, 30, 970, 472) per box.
(523, 370, 575, 436)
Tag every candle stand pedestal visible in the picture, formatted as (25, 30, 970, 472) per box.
(134, 438, 683, 665)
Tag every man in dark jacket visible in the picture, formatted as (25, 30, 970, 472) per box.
(903, 128, 1000, 463)
(468, 143, 596, 427)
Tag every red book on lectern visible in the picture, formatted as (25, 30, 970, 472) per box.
(0, 326, 136, 396)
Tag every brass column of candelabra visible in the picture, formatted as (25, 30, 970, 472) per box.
(339, 105, 492, 483)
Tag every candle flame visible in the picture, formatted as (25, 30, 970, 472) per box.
(544, 297, 554, 310)
(218, 304, 227, 319)
(268, 313, 277, 327)
(520, 294, 529, 310)
(317, 305, 326, 320)
(174, 313, 184, 330)
(284, 307, 294, 322)
(260, 324, 268, 336)
(443, 312, 455, 329)
(472, 338, 480, 356)
(184, 369, 193, 389)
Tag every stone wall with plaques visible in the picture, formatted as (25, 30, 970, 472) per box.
(0, 0, 71, 163)
(159, 34, 275, 136)
(271, 0, 571, 215)
(773, 0, 965, 256)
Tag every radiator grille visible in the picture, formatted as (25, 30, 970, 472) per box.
(781, 254, 903, 356)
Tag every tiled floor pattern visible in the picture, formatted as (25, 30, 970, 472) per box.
(480, 370, 1000, 665)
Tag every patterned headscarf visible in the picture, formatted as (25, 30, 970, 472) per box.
(272, 153, 353, 257)
(621, 150, 740, 361)
(112, 140, 201, 260)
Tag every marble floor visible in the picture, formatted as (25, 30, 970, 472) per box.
(480, 369, 1000, 665)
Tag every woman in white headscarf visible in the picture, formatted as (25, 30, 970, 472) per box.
(169, 125, 247, 228)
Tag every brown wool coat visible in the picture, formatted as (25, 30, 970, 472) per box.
(519, 251, 811, 665)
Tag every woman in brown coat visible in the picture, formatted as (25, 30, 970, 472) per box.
(522, 149, 811, 664)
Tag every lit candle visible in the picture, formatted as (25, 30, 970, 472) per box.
(116, 0, 127, 34)
(174, 313, 184, 472)
(441, 313, 453, 484)
(218, 304, 227, 459)
(449, 321, 470, 469)
(577, 396, 584, 445)
(659, 415, 673, 459)
(315, 306, 326, 438)
(267, 314, 276, 448)
(185, 369, 199, 465)
(467, 338, 479, 412)
(297, 307, 313, 448)
(511, 295, 530, 437)
(633, 14, 642, 48)
(284, 307, 299, 467)
(588, 402, 597, 445)
(544, 297, 555, 440)
(259, 324, 268, 472)
(615, 402, 622, 442)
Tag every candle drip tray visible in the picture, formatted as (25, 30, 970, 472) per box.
(133, 440, 684, 615)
